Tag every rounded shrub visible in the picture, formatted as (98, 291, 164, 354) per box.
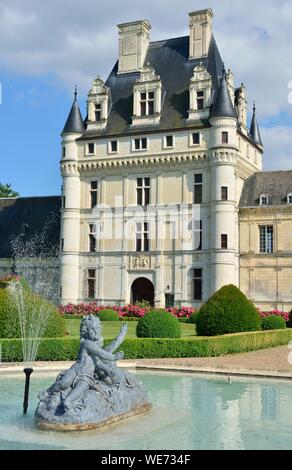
(261, 315, 287, 331)
(136, 310, 181, 338)
(189, 312, 197, 324)
(98, 309, 119, 321)
(196, 285, 261, 337)
(0, 287, 66, 339)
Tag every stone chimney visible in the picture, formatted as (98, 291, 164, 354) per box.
(117, 20, 151, 74)
(189, 9, 214, 60)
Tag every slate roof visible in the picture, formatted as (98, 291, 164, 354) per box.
(62, 92, 85, 135)
(249, 104, 263, 147)
(78, 35, 225, 139)
(240, 171, 292, 207)
(210, 70, 237, 119)
(0, 197, 61, 258)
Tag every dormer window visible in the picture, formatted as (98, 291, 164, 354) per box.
(196, 91, 204, 110)
(188, 63, 212, 121)
(95, 104, 101, 122)
(140, 91, 154, 116)
(132, 64, 162, 126)
(87, 76, 110, 131)
(287, 193, 292, 204)
(260, 194, 270, 206)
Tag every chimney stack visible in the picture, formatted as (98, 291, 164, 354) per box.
(117, 20, 151, 74)
(189, 9, 214, 60)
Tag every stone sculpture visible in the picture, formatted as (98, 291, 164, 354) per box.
(35, 315, 151, 431)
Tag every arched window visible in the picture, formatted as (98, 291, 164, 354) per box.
(260, 194, 270, 206)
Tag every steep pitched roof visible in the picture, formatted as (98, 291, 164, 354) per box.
(62, 90, 85, 135)
(240, 171, 292, 207)
(210, 69, 237, 119)
(249, 103, 263, 147)
(0, 197, 61, 258)
(80, 35, 224, 139)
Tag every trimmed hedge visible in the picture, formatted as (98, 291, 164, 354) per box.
(97, 310, 119, 321)
(196, 285, 261, 336)
(137, 310, 181, 338)
(261, 315, 287, 331)
(1, 329, 291, 362)
(0, 288, 66, 339)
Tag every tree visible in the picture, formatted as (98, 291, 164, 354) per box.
(0, 183, 19, 198)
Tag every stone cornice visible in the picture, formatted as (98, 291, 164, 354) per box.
(78, 151, 208, 172)
(61, 161, 79, 176)
(209, 149, 238, 165)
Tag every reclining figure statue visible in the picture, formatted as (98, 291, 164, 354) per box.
(36, 314, 151, 429)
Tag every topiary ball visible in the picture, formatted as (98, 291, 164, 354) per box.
(196, 284, 261, 337)
(98, 309, 119, 321)
(261, 315, 287, 331)
(136, 310, 181, 338)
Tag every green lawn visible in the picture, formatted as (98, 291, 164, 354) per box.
(65, 319, 196, 339)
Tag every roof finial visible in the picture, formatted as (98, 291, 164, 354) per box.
(222, 63, 226, 77)
(74, 85, 78, 100)
(253, 101, 256, 113)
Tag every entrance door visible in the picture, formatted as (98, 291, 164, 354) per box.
(131, 278, 155, 306)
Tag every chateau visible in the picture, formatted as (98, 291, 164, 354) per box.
(1, 9, 292, 311)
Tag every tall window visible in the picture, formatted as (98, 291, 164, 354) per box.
(194, 174, 203, 204)
(193, 269, 203, 301)
(222, 132, 229, 144)
(140, 91, 154, 116)
(137, 178, 150, 206)
(192, 132, 201, 145)
(95, 103, 101, 121)
(87, 269, 96, 299)
(89, 224, 96, 252)
(193, 220, 202, 251)
(134, 138, 147, 151)
(221, 234, 228, 250)
(260, 226, 274, 253)
(109, 140, 118, 153)
(221, 186, 228, 201)
(87, 143, 95, 155)
(62, 147, 66, 158)
(90, 181, 98, 208)
(260, 194, 270, 206)
(136, 222, 149, 252)
(196, 91, 204, 110)
(288, 193, 292, 204)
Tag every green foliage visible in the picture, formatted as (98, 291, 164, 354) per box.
(97, 310, 119, 321)
(261, 315, 287, 331)
(1, 330, 292, 361)
(189, 313, 197, 324)
(136, 310, 181, 338)
(135, 300, 150, 308)
(196, 285, 261, 337)
(0, 288, 66, 339)
(0, 182, 19, 198)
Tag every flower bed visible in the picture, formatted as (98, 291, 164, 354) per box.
(0, 274, 21, 289)
(260, 310, 289, 322)
(59, 303, 196, 320)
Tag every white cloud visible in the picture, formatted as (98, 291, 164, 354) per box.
(0, 0, 292, 170)
(262, 126, 292, 170)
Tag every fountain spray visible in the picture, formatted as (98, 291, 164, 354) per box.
(23, 368, 33, 415)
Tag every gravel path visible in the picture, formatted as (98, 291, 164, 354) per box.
(136, 346, 292, 375)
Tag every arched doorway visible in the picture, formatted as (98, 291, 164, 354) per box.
(131, 277, 155, 306)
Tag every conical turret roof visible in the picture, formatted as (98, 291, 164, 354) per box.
(250, 102, 263, 147)
(210, 68, 237, 119)
(61, 87, 85, 135)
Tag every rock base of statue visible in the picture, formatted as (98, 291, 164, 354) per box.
(35, 370, 152, 432)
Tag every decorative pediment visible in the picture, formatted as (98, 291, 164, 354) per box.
(88, 76, 109, 96)
(136, 63, 160, 84)
(190, 63, 211, 83)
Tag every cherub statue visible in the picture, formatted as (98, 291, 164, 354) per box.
(39, 315, 128, 412)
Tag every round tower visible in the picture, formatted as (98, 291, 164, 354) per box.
(60, 88, 85, 305)
(209, 69, 239, 294)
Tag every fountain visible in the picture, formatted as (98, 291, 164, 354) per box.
(35, 315, 152, 431)
(7, 281, 52, 415)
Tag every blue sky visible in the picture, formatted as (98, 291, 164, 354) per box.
(1, 0, 292, 197)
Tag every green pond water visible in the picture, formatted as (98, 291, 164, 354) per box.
(0, 371, 292, 450)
